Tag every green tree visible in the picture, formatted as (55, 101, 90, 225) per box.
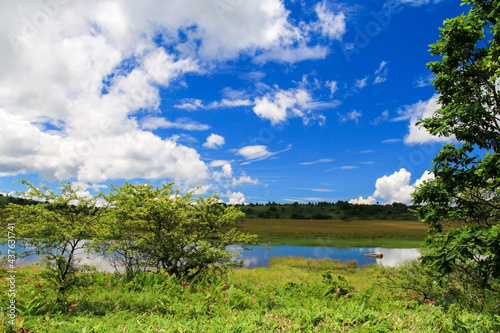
(1, 180, 107, 297)
(99, 182, 256, 278)
(413, 0, 500, 297)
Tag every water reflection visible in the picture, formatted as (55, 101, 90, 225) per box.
(1, 243, 420, 272)
(0, 243, 116, 272)
(234, 245, 421, 268)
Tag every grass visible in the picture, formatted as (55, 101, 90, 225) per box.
(256, 237, 424, 248)
(1, 258, 498, 332)
(235, 219, 431, 243)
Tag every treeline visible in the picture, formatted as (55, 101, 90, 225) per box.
(0, 193, 38, 207)
(0, 193, 418, 221)
(236, 201, 418, 221)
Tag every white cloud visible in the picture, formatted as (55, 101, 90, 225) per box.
(394, 0, 437, 7)
(253, 88, 318, 125)
(232, 174, 259, 186)
(236, 145, 273, 160)
(254, 44, 329, 64)
(203, 134, 225, 149)
(337, 109, 362, 124)
(393, 94, 454, 145)
(308, 188, 332, 192)
(413, 74, 434, 88)
(355, 76, 368, 90)
(349, 196, 377, 205)
(382, 138, 402, 143)
(175, 99, 205, 111)
(372, 168, 434, 204)
(209, 160, 232, 167)
(208, 99, 252, 109)
(300, 158, 334, 165)
(235, 144, 292, 164)
(313, 1, 346, 40)
(212, 163, 233, 181)
(141, 117, 210, 131)
(226, 191, 246, 204)
(326, 80, 338, 97)
(371, 110, 389, 125)
(373, 61, 389, 84)
(2, 0, 344, 190)
(175, 98, 252, 111)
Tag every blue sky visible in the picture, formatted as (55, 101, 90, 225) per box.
(0, 0, 464, 204)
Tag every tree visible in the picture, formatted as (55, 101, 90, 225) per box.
(98, 183, 256, 278)
(2, 180, 107, 297)
(413, 0, 500, 297)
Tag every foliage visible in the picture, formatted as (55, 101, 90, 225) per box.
(97, 182, 257, 278)
(413, 0, 500, 297)
(239, 200, 418, 221)
(0, 180, 107, 297)
(421, 225, 500, 310)
(2, 260, 499, 332)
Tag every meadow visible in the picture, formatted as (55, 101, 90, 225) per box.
(233, 219, 431, 247)
(1, 257, 498, 332)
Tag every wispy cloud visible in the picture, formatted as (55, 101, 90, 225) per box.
(300, 158, 334, 165)
(355, 76, 368, 90)
(340, 165, 358, 170)
(373, 61, 389, 84)
(413, 74, 435, 88)
(234, 144, 292, 165)
(141, 117, 210, 131)
(175, 98, 252, 111)
(371, 110, 389, 125)
(382, 138, 402, 144)
(337, 109, 362, 124)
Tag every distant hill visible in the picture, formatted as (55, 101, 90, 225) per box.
(235, 201, 418, 221)
(0, 194, 40, 208)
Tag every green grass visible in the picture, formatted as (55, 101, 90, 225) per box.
(237, 219, 428, 244)
(256, 237, 424, 248)
(1, 259, 498, 332)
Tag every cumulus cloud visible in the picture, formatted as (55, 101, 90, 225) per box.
(1, 0, 345, 191)
(350, 168, 434, 205)
(203, 134, 225, 149)
(393, 94, 454, 145)
(313, 1, 346, 40)
(253, 87, 318, 125)
(209, 160, 232, 167)
(349, 196, 377, 205)
(373, 168, 434, 204)
(226, 191, 246, 204)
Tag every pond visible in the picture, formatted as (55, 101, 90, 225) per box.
(235, 245, 421, 268)
(1, 243, 420, 272)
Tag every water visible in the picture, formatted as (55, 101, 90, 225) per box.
(1, 243, 420, 272)
(235, 245, 421, 268)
